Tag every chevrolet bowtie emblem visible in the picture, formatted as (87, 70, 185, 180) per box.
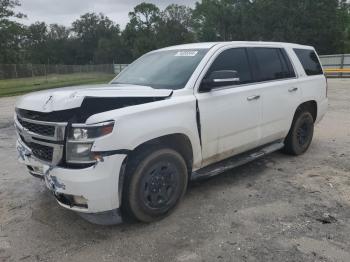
(43, 95, 53, 109)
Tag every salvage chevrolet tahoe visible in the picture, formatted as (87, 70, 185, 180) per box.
(15, 42, 328, 224)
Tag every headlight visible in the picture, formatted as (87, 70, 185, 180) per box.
(66, 121, 114, 164)
(69, 121, 114, 141)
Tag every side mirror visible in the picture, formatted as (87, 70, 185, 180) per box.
(200, 70, 240, 92)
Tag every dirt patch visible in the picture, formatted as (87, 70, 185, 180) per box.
(0, 79, 349, 262)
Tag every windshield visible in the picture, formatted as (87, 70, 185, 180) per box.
(111, 49, 209, 90)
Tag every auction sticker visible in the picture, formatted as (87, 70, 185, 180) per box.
(175, 51, 198, 57)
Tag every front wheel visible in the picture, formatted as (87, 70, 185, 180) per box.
(283, 111, 314, 155)
(122, 147, 188, 223)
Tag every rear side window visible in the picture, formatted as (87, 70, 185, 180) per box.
(294, 49, 323, 76)
(252, 48, 295, 82)
(207, 48, 253, 84)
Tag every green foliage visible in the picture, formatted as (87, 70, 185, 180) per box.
(25, 22, 49, 63)
(123, 3, 197, 60)
(193, 0, 250, 41)
(192, 0, 350, 54)
(71, 13, 121, 63)
(0, 0, 350, 65)
(0, 0, 26, 63)
(123, 3, 161, 59)
(246, 0, 348, 54)
(158, 4, 195, 46)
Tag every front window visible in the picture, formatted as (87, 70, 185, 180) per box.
(111, 49, 209, 90)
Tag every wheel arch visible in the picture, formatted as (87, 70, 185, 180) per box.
(283, 100, 316, 155)
(285, 100, 318, 143)
(118, 133, 194, 205)
(295, 100, 318, 123)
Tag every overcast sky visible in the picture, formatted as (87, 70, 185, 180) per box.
(16, 0, 197, 28)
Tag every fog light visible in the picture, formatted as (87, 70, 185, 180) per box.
(30, 165, 44, 174)
(66, 142, 94, 163)
(73, 195, 88, 206)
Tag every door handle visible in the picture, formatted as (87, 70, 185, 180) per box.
(288, 87, 298, 92)
(247, 95, 260, 101)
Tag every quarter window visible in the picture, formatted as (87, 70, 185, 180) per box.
(207, 48, 253, 85)
(294, 49, 323, 76)
(253, 48, 295, 82)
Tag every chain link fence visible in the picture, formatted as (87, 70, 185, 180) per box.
(113, 64, 129, 75)
(319, 54, 350, 77)
(1, 55, 349, 80)
(0, 64, 116, 80)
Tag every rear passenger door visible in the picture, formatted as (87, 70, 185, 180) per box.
(248, 47, 301, 145)
(196, 48, 262, 166)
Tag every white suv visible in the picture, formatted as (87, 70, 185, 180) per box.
(15, 42, 328, 224)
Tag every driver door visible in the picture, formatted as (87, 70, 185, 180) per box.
(195, 47, 262, 167)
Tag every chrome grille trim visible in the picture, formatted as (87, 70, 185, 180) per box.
(15, 114, 67, 165)
(17, 118, 55, 136)
(15, 115, 67, 142)
(18, 136, 64, 166)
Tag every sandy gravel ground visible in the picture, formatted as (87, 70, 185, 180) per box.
(0, 79, 349, 262)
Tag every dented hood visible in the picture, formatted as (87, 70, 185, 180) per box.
(16, 84, 173, 113)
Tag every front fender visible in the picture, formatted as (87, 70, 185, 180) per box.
(88, 95, 202, 169)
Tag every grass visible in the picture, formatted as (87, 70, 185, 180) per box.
(0, 72, 115, 97)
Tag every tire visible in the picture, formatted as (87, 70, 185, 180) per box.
(283, 110, 314, 155)
(122, 147, 188, 223)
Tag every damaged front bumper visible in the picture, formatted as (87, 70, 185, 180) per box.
(17, 138, 127, 224)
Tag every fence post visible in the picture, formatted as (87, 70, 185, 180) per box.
(340, 54, 345, 78)
(14, 64, 18, 78)
(44, 64, 48, 82)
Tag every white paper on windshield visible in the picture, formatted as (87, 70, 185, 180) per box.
(175, 51, 198, 57)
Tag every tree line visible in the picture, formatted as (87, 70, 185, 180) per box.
(1, 0, 349, 65)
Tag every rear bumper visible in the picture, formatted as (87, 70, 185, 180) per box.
(17, 138, 127, 218)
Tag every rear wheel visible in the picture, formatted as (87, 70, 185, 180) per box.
(122, 147, 188, 223)
(283, 111, 314, 155)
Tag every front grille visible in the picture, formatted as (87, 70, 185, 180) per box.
(30, 142, 54, 162)
(15, 111, 67, 165)
(18, 118, 55, 137)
